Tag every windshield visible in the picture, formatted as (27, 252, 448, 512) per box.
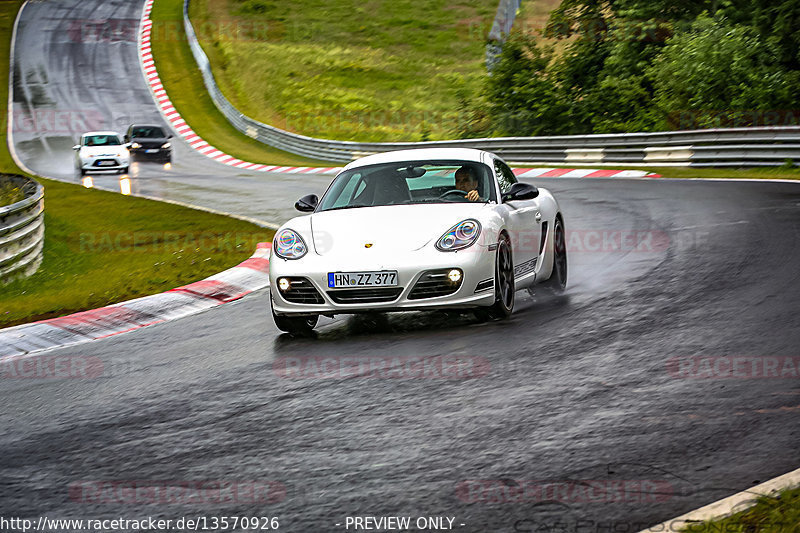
(131, 126, 165, 138)
(83, 135, 121, 146)
(317, 160, 496, 211)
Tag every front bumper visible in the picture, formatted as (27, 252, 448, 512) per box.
(270, 245, 496, 315)
(79, 156, 130, 171)
(130, 146, 171, 158)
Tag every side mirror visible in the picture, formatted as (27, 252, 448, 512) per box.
(168, 134, 173, 139)
(502, 182, 539, 202)
(295, 194, 318, 212)
(72, 145, 80, 150)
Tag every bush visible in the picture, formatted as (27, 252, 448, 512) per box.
(647, 14, 797, 130)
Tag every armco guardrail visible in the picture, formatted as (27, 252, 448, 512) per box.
(0, 175, 44, 282)
(182, 0, 800, 166)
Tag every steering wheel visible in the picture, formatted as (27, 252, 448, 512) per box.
(438, 189, 468, 200)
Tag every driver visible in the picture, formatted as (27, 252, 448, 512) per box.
(454, 166, 481, 202)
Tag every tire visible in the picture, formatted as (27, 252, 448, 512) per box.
(271, 295, 318, 335)
(475, 234, 515, 320)
(540, 216, 567, 293)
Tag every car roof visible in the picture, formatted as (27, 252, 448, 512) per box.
(82, 131, 121, 137)
(129, 124, 164, 129)
(343, 148, 490, 171)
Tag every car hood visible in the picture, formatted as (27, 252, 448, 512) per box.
(80, 146, 127, 157)
(131, 137, 169, 143)
(308, 203, 490, 256)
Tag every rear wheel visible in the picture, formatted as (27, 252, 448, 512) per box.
(271, 295, 318, 335)
(540, 217, 567, 293)
(475, 234, 515, 320)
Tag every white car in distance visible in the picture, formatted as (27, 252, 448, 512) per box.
(73, 131, 130, 175)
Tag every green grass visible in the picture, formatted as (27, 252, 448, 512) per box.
(646, 166, 800, 180)
(0, 1, 272, 328)
(685, 487, 800, 533)
(0, 178, 273, 328)
(149, 0, 335, 166)
(190, 0, 496, 142)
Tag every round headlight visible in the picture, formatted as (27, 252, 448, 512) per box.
(274, 229, 308, 260)
(436, 219, 482, 252)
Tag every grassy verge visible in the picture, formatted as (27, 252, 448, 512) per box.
(149, 0, 335, 166)
(686, 486, 800, 532)
(190, 0, 495, 142)
(0, 1, 272, 328)
(0, 178, 273, 328)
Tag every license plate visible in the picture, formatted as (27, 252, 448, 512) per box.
(328, 271, 398, 288)
(145, 149, 159, 153)
(97, 161, 115, 166)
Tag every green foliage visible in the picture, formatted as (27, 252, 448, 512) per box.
(484, 34, 573, 136)
(481, 0, 800, 135)
(648, 14, 797, 129)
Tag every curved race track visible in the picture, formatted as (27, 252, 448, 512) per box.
(4, 1, 800, 531)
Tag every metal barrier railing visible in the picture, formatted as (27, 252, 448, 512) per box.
(0, 175, 44, 282)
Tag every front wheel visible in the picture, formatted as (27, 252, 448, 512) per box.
(540, 217, 567, 293)
(271, 295, 318, 335)
(475, 234, 515, 321)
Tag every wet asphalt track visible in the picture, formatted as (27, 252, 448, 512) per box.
(4, 0, 800, 531)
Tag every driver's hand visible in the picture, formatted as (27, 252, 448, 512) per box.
(466, 190, 480, 202)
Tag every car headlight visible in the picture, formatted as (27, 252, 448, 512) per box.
(161, 142, 171, 149)
(130, 142, 141, 149)
(436, 219, 481, 251)
(274, 229, 308, 260)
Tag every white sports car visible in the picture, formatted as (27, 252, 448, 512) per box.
(73, 131, 130, 175)
(269, 148, 567, 334)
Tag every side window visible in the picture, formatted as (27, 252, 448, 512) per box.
(493, 159, 517, 194)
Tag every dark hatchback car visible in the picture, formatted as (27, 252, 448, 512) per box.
(124, 124, 172, 162)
